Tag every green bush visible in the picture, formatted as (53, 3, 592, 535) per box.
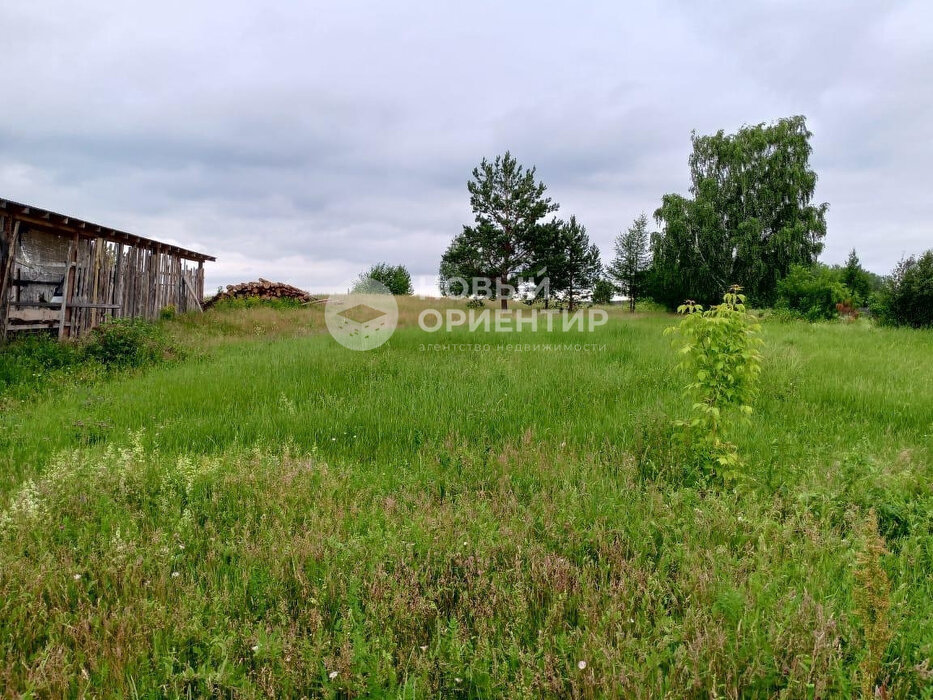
(871, 250, 933, 328)
(591, 278, 614, 305)
(664, 286, 763, 478)
(776, 264, 850, 321)
(0, 335, 84, 394)
(84, 318, 168, 368)
(1, 319, 168, 398)
(353, 263, 414, 295)
(634, 298, 669, 314)
(840, 249, 878, 307)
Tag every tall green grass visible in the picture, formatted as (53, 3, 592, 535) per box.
(0, 307, 931, 696)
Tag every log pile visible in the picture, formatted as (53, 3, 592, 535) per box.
(204, 279, 323, 308)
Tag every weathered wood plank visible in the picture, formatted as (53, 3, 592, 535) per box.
(113, 242, 124, 318)
(1, 220, 21, 341)
(61, 234, 78, 338)
(183, 273, 203, 311)
(90, 236, 103, 328)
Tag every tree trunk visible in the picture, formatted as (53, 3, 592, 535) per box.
(499, 274, 508, 310)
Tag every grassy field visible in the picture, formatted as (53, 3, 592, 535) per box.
(1, 300, 931, 697)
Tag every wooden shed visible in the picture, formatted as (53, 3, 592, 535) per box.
(0, 198, 214, 340)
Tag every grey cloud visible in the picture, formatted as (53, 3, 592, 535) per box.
(1, 0, 930, 290)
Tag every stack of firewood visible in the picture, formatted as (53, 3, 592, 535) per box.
(204, 279, 323, 308)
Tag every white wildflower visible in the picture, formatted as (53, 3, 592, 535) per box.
(577, 660, 587, 670)
(329, 671, 338, 680)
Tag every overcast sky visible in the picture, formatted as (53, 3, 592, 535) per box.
(1, 0, 930, 294)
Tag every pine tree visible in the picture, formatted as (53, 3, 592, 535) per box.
(841, 249, 873, 306)
(547, 217, 601, 310)
(440, 152, 558, 308)
(607, 214, 652, 312)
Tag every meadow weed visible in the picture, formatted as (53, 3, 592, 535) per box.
(0, 301, 930, 696)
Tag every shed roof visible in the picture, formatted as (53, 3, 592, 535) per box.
(1, 197, 215, 262)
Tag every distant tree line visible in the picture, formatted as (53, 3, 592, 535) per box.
(439, 118, 838, 313)
(358, 117, 933, 329)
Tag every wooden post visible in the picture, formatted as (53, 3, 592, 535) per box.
(0, 215, 9, 341)
(113, 242, 125, 318)
(148, 247, 158, 319)
(74, 238, 88, 336)
(90, 236, 103, 329)
(127, 246, 137, 318)
(141, 248, 150, 319)
(0, 219, 21, 341)
(175, 255, 182, 311)
(61, 232, 79, 338)
(102, 242, 114, 322)
(0, 215, 8, 302)
(0, 215, 10, 336)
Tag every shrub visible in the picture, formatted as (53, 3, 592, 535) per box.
(84, 318, 168, 368)
(634, 298, 668, 314)
(1, 319, 169, 398)
(665, 286, 763, 477)
(0, 335, 84, 394)
(776, 264, 850, 321)
(840, 249, 877, 307)
(353, 263, 414, 295)
(871, 250, 933, 328)
(591, 278, 614, 305)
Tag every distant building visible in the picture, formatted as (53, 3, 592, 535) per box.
(0, 197, 214, 339)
